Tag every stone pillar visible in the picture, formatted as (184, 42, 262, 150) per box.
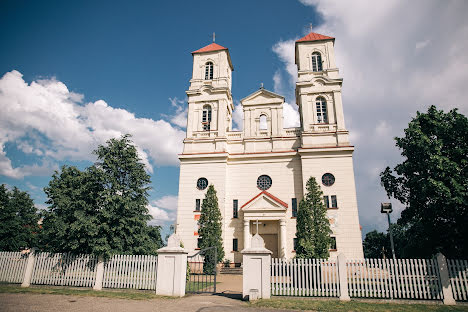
(243, 219, 251, 249)
(93, 256, 105, 291)
(21, 248, 36, 288)
(279, 219, 287, 258)
(156, 234, 188, 297)
(436, 253, 456, 305)
(337, 253, 350, 301)
(241, 234, 272, 300)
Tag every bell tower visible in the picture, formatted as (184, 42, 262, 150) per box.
(295, 32, 349, 147)
(185, 42, 234, 148)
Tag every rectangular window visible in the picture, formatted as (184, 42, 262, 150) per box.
(195, 199, 200, 211)
(292, 198, 297, 217)
(331, 195, 337, 208)
(293, 238, 298, 251)
(323, 196, 330, 208)
(233, 238, 238, 252)
(197, 238, 202, 249)
(330, 237, 337, 250)
(233, 199, 238, 218)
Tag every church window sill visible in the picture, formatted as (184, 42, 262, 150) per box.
(290, 217, 296, 219)
(327, 207, 339, 210)
(329, 249, 337, 252)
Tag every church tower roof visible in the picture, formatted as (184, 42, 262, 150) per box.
(192, 43, 228, 54)
(296, 32, 334, 43)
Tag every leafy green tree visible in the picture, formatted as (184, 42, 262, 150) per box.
(198, 184, 224, 273)
(41, 135, 163, 259)
(296, 177, 332, 259)
(0, 185, 40, 251)
(363, 230, 391, 259)
(380, 106, 468, 258)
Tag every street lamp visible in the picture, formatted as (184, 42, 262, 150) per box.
(381, 203, 396, 259)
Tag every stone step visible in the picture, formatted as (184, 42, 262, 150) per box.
(220, 267, 243, 274)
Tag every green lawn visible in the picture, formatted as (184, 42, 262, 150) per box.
(0, 285, 173, 300)
(250, 298, 468, 312)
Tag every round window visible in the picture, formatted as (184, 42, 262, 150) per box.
(196, 178, 208, 190)
(257, 175, 272, 190)
(322, 173, 335, 187)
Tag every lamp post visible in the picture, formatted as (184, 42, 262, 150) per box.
(381, 203, 396, 260)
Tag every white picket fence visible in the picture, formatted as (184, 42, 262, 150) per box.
(346, 258, 442, 300)
(271, 258, 339, 297)
(103, 254, 158, 290)
(0, 252, 28, 283)
(31, 253, 98, 287)
(448, 259, 468, 301)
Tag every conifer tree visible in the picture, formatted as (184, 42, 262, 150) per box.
(296, 176, 332, 259)
(198, 184, 224, 273)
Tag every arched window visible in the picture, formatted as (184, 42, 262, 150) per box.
(205, 62, 213, 80)
(311, 52, 322, 72)
(316, 97, 328, 123)
(202, 105, 212, 131)
(259, 114, 267, 130)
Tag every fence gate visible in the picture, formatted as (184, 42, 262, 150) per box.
(186, 247, 217, 294)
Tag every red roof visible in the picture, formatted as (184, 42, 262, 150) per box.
(241, 190, 288, 209)
(296, 32, 334, 43)
(192, 43, 228, 54)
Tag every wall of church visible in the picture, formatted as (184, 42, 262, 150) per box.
(300, 150, 364, 259)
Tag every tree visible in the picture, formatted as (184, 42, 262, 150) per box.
(41, 135, 163, 259)
(0, 185, 40, 251)
(363, 230, 390, 259)
(296, 176, 332, 259)
(380, 106, 468, 258)
(198, 184, 224, 273)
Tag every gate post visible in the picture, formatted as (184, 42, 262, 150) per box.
(436, 253, 456, 305)
(337, 253, 350, 301)
(156, 234, 188, 297)
(21, 248, 36, 288)
(93, 256, 105, 291)
(241, 234, 272, 300)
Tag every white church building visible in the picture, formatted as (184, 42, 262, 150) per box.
(176, 31, 364, 263)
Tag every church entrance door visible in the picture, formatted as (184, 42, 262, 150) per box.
(260, 234, 278, 258)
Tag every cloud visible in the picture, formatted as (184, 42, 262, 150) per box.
(0, 70, 186, 179)
(232, 101, 244, 131)
(167, 97, 188, 128)
(148, 195, 178, 226)
(276, 0, 468, 234)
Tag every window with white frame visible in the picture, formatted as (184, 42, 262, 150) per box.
(311, 52, 323, 72)
(259, 114, 267, 130)
(205, 62, 213, 80)
(202, 105, 212, 131)
(316, 97, 328, 123)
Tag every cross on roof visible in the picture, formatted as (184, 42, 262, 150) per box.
(309, 23, 313, 33)
(253, 219, 262, 235)
(213, 32, 215, 42)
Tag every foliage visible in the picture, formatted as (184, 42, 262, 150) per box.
(380, 106, 468, 258)
(295, 176, 332, 259)
(0, 185, 40, 251)
(363, 230, 391, 259)
(41, 135, 163, 259)
(198, 184, 224, 273)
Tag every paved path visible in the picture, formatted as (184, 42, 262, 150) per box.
(0, 293, 295, 312)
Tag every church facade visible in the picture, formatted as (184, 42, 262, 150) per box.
(176, 31, 364, 263)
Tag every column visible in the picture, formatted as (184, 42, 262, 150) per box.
(436, 253, 456, 305)
(280, 219, 287, 258)
(156, 234, 188, 297)
(242, 234, 272, 300)
(243, 219, 251, 249)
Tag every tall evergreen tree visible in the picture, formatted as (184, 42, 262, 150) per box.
(296, 177, 332, 259)
(198, 184, 224, 273)
(0, 185, 40, 251)
(41, 135, 163, 259)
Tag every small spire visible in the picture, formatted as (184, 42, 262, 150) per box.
(213, 32, 216, 42)
(260, 82, 264, 89)
(309, 23, 313, 33)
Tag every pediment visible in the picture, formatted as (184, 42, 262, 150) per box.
(241, 191, 288, 212)
(241, 88, 284, 106)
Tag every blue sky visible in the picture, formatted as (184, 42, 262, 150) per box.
(1, 0, 467, 239)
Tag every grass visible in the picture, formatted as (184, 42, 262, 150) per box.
(0, 285, 174, 300)
(250, 298, 468, 312)
(185, 281, 216, 293)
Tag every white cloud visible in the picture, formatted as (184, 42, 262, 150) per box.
(276, 0, 468, 235)
(167, 97, 188, 128)
(283, 102, 300, 128)
(232, 101, 244, 131)
(0, 70, 185, 179)
(152, 195, 178, 211)
(147, 204, 171, 226)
